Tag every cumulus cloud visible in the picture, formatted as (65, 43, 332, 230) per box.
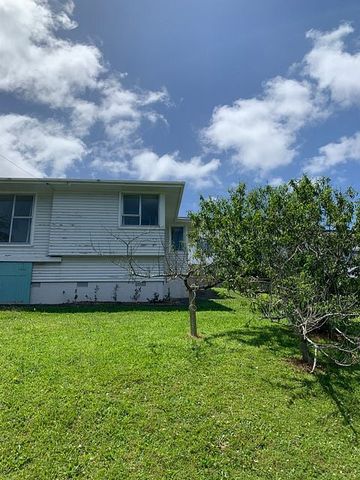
(0, 0, 169, 172)
(131, 151, 220, 187)
(0, 114, 86, 177)
(4, 2, 360, 187)
(203, 77, 323, 174)
(304, 23, 360, 106)
(305, 132, 360, 175)
(0, 0, 101, 108)
(91, 150, 220, 188)
(302, 24, 360, 174)
(202, 23, 360, 176)
(97, 78, 168, 141)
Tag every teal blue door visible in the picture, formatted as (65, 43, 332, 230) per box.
(0, 263, 32, 304)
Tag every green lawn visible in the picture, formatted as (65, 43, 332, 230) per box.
(0, 293, 359, 480)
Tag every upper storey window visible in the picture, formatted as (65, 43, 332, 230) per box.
(0, 195, 34, 243)
(122, 194, 159, 226)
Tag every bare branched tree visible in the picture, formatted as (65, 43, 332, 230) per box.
(254, 278, 360, 373)
(92, 228, 219, 337)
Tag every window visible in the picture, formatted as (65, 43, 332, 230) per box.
(171, 226, 185, 251)
(0, 195, 34, 243)
(141, 195, 159, 226)
(122, 194, 159, 226)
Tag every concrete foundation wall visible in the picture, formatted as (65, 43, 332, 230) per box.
(166, 278, 187, 299)
(30, 280, 167, 304)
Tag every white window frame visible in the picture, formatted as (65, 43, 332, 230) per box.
(120, 193, 160, 227)
(0, 194, 36, 245)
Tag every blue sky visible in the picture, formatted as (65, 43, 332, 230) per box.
(1, 1, 360, 214)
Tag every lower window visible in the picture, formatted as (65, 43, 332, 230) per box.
(171, 226, 185, 251)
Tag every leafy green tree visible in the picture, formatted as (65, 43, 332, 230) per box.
(190, 176, 360, 370)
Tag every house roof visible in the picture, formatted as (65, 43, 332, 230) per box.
(0, 177, 185, 187)
(0, 177, 186, 222)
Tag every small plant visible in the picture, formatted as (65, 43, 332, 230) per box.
(112, 284, 119, 302)
(132, 286, 141, 302)
(147, 292, 160, 304)
(94, 285, 99, 302)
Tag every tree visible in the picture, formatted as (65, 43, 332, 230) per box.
(96, 229, 219, 337)
(190, 176, 360, 370)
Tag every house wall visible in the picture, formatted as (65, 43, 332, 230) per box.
(30, 281, 166, 304)
(29, 255, 169, 304)
(0, 184, 188, 304)
(48, 191, 166, 256)
(0, 189, 167, 260)
(29, 254, 188, 304)
(166, 278, 187, 299)
(0, 192, 53, 261)
(32, 256, 165, 282)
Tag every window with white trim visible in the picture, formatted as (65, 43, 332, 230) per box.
(122, 194, 159, 226)
(0, 195, 34, 243)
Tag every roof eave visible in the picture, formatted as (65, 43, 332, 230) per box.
(0, 177, 185, 188)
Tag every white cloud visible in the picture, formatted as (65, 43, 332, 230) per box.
(0, 0, 101, 109)
(97, 78, 168, 141)
(302, 24, 360, 175)
(305, 132, 360, 174)
(91, 150, 220, 188)
(0, 114, 86, 177)
(305, 23, 360, 106)
(90, 158, 131, 176)
(9, 4, 360, 186)
(268, 177, 284, 187)
(0, 0, 168, 160)
(131, 151, 220, 187)
(203, 77, 322, 174)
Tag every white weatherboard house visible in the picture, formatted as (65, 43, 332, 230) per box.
(0, 178, 189, 304)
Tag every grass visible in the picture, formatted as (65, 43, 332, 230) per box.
(0, 292, 359, 480)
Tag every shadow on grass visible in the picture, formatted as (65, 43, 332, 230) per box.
(317, 367, 360, 439)
(206, 323, 360, 440)
(288, 367, 360, 440)
(198, 289, 236, 300)
(0, 298, 234, 314)
(205, 323, 297, 353)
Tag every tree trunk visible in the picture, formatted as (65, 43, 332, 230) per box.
(299, 336, 313, 365)
(188, 288, 198, 337)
